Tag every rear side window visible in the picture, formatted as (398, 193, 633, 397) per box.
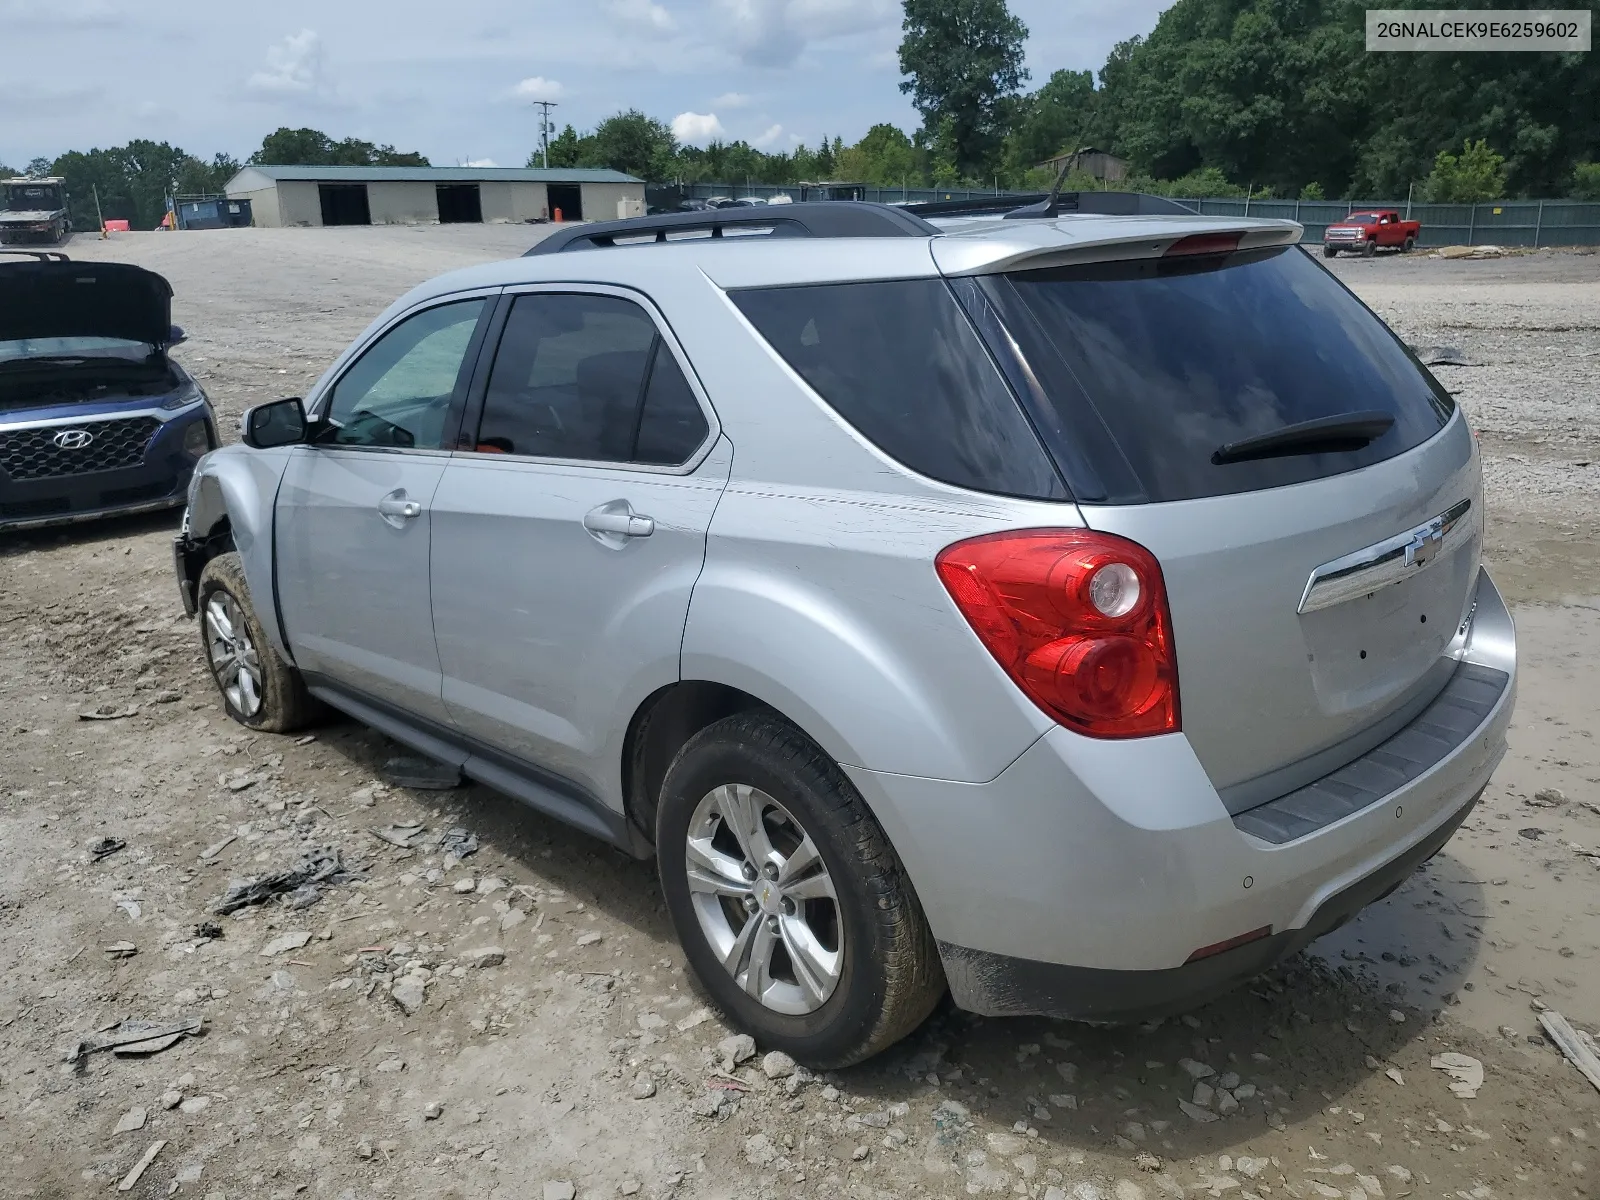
(732, 279, 1065, 500)
(977, 247, 1455, 504)
(475, 293, 708, 465)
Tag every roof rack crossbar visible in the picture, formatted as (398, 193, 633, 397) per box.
(0, 249, 71, 262)
(524, 201, 938, 255)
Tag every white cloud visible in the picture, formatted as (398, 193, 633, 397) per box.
(671, 111, 726, 145)
(751, 123, 783, 148)
(510, 76, 566, 102)
(714, 92, 751, 109)
(606, 0, 674, 31)
(247, 29, 328, 96)
(717, 0, 896, 67)
(463, 158, 498, 167)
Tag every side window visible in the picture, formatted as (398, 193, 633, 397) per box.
(475, 292, 708, 465)
(634, 348, 711, 465)
(323, 299, 485, 449)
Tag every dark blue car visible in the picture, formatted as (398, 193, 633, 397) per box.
(0, 251, 216, 531)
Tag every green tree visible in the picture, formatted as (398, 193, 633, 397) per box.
(1422, 138, 1508, 202)
(1300, 180, 1325, 200)
(176, 152, 242, 196)
(250, 127, 430, 167)
(27, 156, 54, 178)
(1572, 162, 1600, 201)
(540, 125, 584, 168)
(583, 111, 675, 180)
(1001, 69, 1096, 182)
(0, 161, 15, 179)
(899, 0, 1029, 178)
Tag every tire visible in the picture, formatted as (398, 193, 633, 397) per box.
(656, 713, 945, 1068)
(1322, 245, 1338, 258)
(1402, 236, 1416, 253)
(196, 552, 321, 732)
(1362, 237, 1377, 257)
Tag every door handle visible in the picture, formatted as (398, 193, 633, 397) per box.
(377, 492, 422, 521)
(583, 503, 654, 539)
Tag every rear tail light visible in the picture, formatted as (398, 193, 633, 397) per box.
(935, 529, 1180, 738)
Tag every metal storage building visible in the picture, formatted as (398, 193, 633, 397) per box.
(223, 165, 644, 228)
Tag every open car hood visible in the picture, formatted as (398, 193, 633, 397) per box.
(0, 260, 174, 347)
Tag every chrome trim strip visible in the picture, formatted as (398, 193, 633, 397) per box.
(0, 399, 205, 434)
(1297, 497, 1474, 615)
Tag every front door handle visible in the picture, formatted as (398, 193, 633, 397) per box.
(583, 502, 654, 541)
(377, 490, 423, 523)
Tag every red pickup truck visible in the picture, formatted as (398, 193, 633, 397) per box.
(1322, 210, 1420, 257)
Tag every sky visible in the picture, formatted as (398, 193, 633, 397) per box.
(0, 0, 1169, 172)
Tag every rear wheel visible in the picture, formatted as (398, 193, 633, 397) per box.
(1402, 235, 1416, 253)
(656, 713, 944, 1068)
(197, 552, 321, 732)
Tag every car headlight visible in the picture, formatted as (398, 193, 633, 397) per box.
(182, 417, 215, 457)
(161, 380, 206, 411)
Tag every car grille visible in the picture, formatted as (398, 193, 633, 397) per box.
(0, 417, 160, 480)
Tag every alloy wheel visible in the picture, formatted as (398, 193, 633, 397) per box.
(204, 593, 263, 717)
(684, 783, 843, 1015)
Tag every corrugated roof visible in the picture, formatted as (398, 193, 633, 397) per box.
(226, 165, 641, 189)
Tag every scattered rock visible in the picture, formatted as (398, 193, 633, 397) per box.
(717, 1033, 757, 1069)
(1192, 1082, 1215, 1107)
(160, 1090, 182, 1110)
(104, 941, 138, 958)
(116, 1140, 166, 1192)
(576, 931, 603, 946)
(674, 1007, 711, 1032)
(851, 1145, 870, 1162)
(391, 977, 426, 1015)
(1179, 1058, 1216, 1080)
(259, 930, 313, 957)
(1218, 1071, 1240, 1090)
(453, 877, 477, 894)
(1385, 1067, 1405, 1086)
(543, 1183, 576, 1200)
(423, 1101, 444, 1120)
(1431, 1052, 1484, 1098)
(114, 1107, 148, 1134)
(355, 1139, 373, 1159)
(179, 1095, 210, 1115)
(376, 1058, 405, 1073)
(464, 946, 506, 968)
(632, 1073, 657, 1100)
(499, 908, 528, 932)
(1178, 1099, 1220, 1123)
(761, 1050, 797, 1079)
(745, 1133, 777, 1166)
(381, 756, 463, 790)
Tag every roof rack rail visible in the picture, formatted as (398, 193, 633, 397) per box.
(0, 249, 71, 263)
(900, 194, 1049, 218)
(524, 201, 937, 255)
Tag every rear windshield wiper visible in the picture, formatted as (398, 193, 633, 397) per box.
(1211, 411, 1396, 465)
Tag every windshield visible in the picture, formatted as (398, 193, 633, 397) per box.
(0, 336, 154, 365)
(1344, 213, 1382, 224)
(5, 184, 62, 209)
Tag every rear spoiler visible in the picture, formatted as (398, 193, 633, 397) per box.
(904, 192, 1194, 219)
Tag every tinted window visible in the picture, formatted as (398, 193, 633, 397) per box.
(477, 294, 658, 461)
(324, 299, 485, 449)
(732, 280, 1065, 500)
(979, 247, 1454, 504)
(634, 349, 710, 465)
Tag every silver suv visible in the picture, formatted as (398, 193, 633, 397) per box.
(173, 199, 1516, 1067)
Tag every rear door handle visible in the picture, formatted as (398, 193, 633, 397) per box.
(583, 503, 654, 539)
(377, 491, 423, 521)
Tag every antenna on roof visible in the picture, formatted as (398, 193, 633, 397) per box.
(1003, 151, 1078, 220)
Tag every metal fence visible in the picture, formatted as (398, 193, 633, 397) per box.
(1170, 197, 1600, 248)
(659, 182, 1600, 247)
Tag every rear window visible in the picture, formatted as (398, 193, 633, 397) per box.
(732, 279, 1066, 500)
(975, 246, 1455, 505)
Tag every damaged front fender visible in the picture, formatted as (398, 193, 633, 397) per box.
(175, 444, 297, 660)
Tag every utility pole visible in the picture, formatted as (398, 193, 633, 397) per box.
(534, 101, 558, 168)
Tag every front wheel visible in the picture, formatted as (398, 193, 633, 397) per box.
(1322, 245, 1338, 258)
(656, 713, 945, 1068)
(1362, 237, 1377, 257)
(197, 552, 321, 732)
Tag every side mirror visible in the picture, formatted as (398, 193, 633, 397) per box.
(242, 398, 308, 449)
(168, 324, 187, 346)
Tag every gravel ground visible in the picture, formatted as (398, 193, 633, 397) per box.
(1, 229, 1597, 1200)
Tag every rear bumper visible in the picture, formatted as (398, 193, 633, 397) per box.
(846, 566, 1515, 1020)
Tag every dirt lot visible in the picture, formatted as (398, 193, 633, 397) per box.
(2, 228, 1597, 1200)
